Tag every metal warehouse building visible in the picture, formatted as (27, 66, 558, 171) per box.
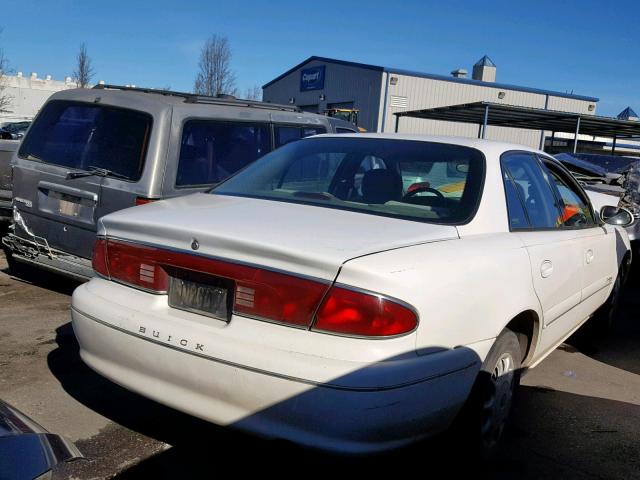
(262, 56, 599, 149)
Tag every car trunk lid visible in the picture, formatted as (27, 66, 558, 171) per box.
(100, 192, 459, 281)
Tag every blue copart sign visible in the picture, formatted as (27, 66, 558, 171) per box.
(300, 66, 325, 91)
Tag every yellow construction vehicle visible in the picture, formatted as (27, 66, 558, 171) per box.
(324, 108, 366, 132)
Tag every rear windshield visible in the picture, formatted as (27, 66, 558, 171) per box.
(176, 120, 271, 187)
(19, 100, 152, 181)
(212, 137, 485, 224)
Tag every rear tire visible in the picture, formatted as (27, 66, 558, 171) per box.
(454, 329, 522, 460)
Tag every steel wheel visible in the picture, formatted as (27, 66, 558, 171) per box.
(453, 328, 522, 459)
(480, 352, 516, 449)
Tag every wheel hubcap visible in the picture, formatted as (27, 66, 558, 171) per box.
(480, 353, 516, 448)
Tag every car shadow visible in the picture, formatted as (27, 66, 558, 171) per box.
(564, 272, 640, 375)
(113, 386, 640, 480)
(0, 261, 81, 297)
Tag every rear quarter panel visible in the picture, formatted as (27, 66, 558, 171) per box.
(336, 233, 541, 363)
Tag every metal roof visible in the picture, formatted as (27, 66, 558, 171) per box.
(394, 102, 640, 139)
(262, 56, 599, 103)
(618, 107, 638, 120)
(474, 55, 496, 67)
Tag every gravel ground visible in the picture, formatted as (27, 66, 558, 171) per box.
(0, 250, 638, 479)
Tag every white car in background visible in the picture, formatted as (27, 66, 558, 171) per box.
(71, 134, 633, 455)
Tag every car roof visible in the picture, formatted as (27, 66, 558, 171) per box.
(312, 132, 544, 155)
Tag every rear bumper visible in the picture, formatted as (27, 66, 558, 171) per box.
(71, 280, 480, 454)
(2, 232, 94, 281)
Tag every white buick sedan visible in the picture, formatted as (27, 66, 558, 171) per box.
(71, 134, 633, 455)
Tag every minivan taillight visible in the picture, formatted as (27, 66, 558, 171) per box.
(135, 197, 157, 206)
(313, 286, 418, 337)
(92, 238, 109, 277)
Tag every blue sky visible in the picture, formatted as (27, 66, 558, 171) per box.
(2, 0, 638, 116)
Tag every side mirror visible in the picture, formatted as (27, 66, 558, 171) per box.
(600, 205, 634, 227)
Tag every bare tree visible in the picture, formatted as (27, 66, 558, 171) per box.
(0, 28, 12, 113)
(73, 43, 94, 88)
(194, 35, 237, 96)
(245, 85, 262, 101)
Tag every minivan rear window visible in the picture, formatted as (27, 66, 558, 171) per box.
(176, 120, 271, 187)
(19, 100, 151, 181)
(274, 125, 326, 147)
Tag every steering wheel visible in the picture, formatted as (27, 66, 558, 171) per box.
(403, 186, 444, 199)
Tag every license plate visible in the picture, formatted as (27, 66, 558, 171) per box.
(58, 198, 81, 217)
(168, 271, 232, 321)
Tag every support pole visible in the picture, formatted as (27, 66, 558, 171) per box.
(612, 135, 617, 155)
(481, 104, 490, 139)
(395, 115, 399, 133)
(539, 94, 550, 150)
(477, 123, 483, 139)
(573, 116, 581, 153)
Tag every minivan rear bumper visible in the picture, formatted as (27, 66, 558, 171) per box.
(2, 232, 94, 281)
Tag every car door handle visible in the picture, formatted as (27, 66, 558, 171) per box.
(540, 260, 553, 278)
(586, 250, 594, 264)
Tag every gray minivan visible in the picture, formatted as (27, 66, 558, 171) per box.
(3, 85, 357, 280)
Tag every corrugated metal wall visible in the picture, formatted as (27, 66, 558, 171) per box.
(263, 60, 597, 147)
(263, 60, 383, 132)
(383, 73, 596, 148)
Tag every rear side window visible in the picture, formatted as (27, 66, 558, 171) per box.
(176, 120, 271, 187)
(502, 170, 529, 229)
(19, 101, 152, 181)
(274, 125, 326, 148)
(501, 152, 560, 229)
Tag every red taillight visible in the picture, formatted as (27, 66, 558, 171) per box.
(92, 238, 109, 277)
(106, 240, 169, 291)
(92, 238, 417, 336)
(232, 270, 327, 327)
(313, 286, 418, 337)
(135, 197, 156, 206)
(91, 238, 328, 326)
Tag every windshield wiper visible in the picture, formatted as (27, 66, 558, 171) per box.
(66, 166, 129, 181)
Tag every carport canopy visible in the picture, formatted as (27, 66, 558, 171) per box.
(393, 101, 640, 152)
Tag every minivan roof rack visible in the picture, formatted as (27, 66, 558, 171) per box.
(92, 84, 302, 112)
